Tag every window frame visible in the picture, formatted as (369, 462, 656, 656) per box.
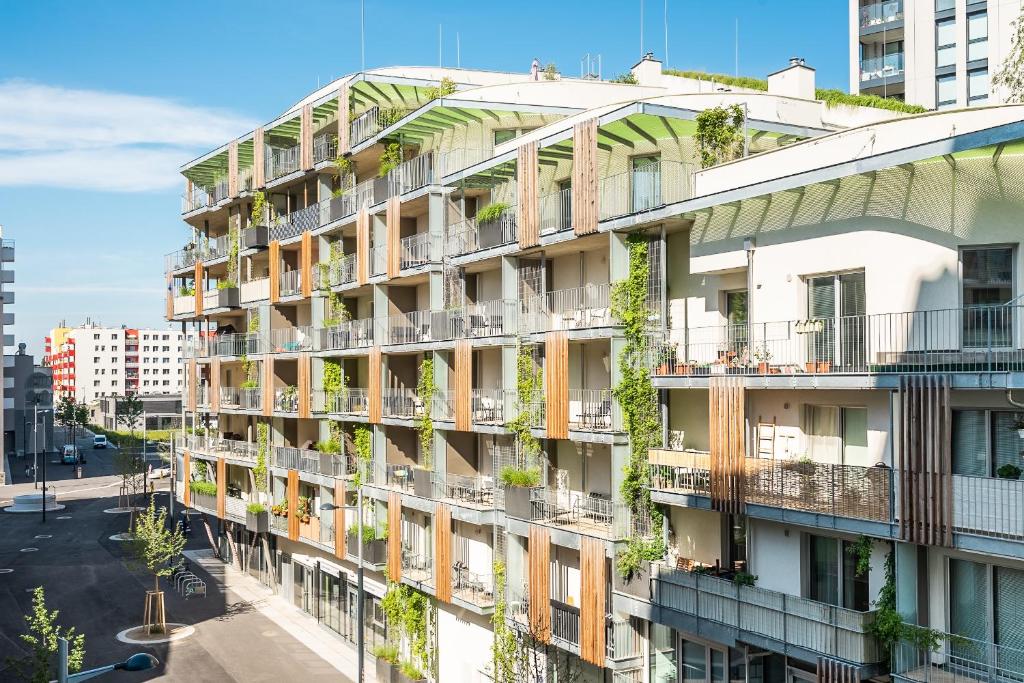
(936, 17, 958, 68)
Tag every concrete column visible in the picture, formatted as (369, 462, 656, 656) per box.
(434, 428, 448, 478)
(501, 345, 518, 425)
(373, 284, 389, 344)
(608, 231, 629, 281)
(895, 541, 920, 624)
(428, 190, 445, 263)
(500, 255, 519, 300)
(318, 173, 332, 203)
(257, 303, 271, 347)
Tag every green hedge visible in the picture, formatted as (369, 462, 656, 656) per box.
(88, 425, 174, 448)
(189, 480, 217, 496)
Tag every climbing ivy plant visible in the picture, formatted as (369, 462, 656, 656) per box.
(380, 581, 432, 677)
(254, 422, 269, 493)
(506, 345, 542, 461)
(240, 313, 261, 389)
(378, 143, 402, 177)
(224, 222, 240, 288)
(610, 234, 666, 578)
(323, 359, 346, 410)
(424, 77, 456, 101)
(318, 240, 345, 298)
(416, 355, 435, 469)
(694, 104, 746, 168)
(250, 190, 268, 225)
(490, 560, 518, 683)
(352, 424, 372, 487)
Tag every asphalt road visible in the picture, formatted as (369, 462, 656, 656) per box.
(0, 428, 342, 682)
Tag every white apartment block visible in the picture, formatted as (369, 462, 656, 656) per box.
(45, 324, 191, 404)
(851, 0, 1024, 108)
(168, 53, 1024, 683)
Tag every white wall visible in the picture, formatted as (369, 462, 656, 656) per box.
(669, 507, 723, 566)
(749, 519, 802, 596)
(437, 604, 493, 683)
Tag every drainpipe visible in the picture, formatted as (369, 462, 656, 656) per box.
(744, 239, 755, 364)
(1007, 390, 1024, 409)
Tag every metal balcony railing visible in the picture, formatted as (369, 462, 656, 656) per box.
(274, 388, 298, 413)
(180, 435, 258, 462)
(448, 299, 519, 338)
(648, 449, 893, 523)
(165, 247, 200, 273)
(401, 550, 432, 584)
(653, 563, 881, 665)
(551, 600, 580, 647)
(436, 147, 490, 177)
(371, 462, 416, 491)
(432, 472, 495, 507)
(385, 310, 436, 345)
(521, 282, 613, 333)
(568, 389, 616, 431)
(381, 389, 420, 418)
(270, 325, 313, 353)
(471, 388, 507, 424)
(861, 53, 905, 81)
(212, 332, 264, 357)
(265, 143, 301, 181)
(313, 133, 338, 164)
(323, 177, 375, 223)
(540, 187, 572, 235)
(529, 489, 631, 539)
(279, 270, 302, 298)
(598, 161, 694, 221)
(891, 631, 1024, 683)
(196, 385, 210, 407)
(350, 106, 411, 147)
(388, 152, 434, 196)
(860, 0, 903, 28)
(314, 388, 369, 416)
(206, 234, 232, 261)
(219, 387, 262, 411)
(451, 568, 495, 607)
(399, 232, 440, 269)
(370, 244, 387, 276)
(318, 317, 374, 350)
(651, 305, 1024, 377)
(182, 186, 211, 213)
(607, 617, 643, 661)
(324, 253, 357, 287)
(431, 391, 454, 421)
(224, 495, 247, 521)
(269, 203, 320, 242)
(950, 474, 1024, 540)
(238, 166, 254, 193)
(273, 446, 351, 478)
(446, 206, 518, 257)
(211, 177, 230, 204)
(240, 277, 270, 304)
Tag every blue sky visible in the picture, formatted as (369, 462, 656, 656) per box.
(0, 0, 849, 357)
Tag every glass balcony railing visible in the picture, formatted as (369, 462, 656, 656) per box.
(860, 53, 905, 81)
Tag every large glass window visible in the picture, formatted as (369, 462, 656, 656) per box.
(936, 0, 955, 10)
(808, 535, 870, 610)
(968, 11, 989, 62)
(949, 559, 1024, 670)
(649, 624, 677, 683)
(804, 405, 868, 464)
(962, 246, 1014, 347)
(726, 290, 748, 354)
(937, 74, 957, 109)
(953, 409, 1023, 476)
(969, 68, 990, 104)
(937, 18, 957, 68)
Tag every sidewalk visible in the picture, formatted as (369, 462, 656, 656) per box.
(184, 549, 374, 682)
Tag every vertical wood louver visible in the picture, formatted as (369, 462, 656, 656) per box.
(356, 209, 370, 285)
(194, 262, 204, 316)
(386, 197, 401, 278)
(572, 119, 599, 235)
(580, 536, 607, 665)
(454, 340, 472, 431)
(898, 375, 953, 547)
(187, 359, 197, 412)
(228, 141, 239, 198)
(262, 357, 274, 418)
(709, 376, 746, 514)
(300, 231, 313, 298)
(287, 469, 299, 541)
(269, 240, 281, 303)
(210, 358, 221, 413)
(297, 353, 311, 418)
(337, 83, 350, 156)
(545, 331, 569, 439)
(387, 492, 402, 581)
(368, 347, 382, 423)
(300, 104, 314, 171)
(517, 141, 539, 248)
(528, 524, 551, 642)
(216, 457, 226, 519)
(253, 127, 265, 188)
(333, 480, 346, 560)
(434, 502, 452, 603)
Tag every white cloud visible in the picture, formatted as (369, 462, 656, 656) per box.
(0, 79, 257, 192)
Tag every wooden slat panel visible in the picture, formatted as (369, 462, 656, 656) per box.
(368, 346, 382, 423)
(216, 457, 226, 518)
(337, 84, 350, 156)
(287, 469, 299, 541)
(228, 141, 239, 198)
(165, 272, 173, 320)
(386, 197, 401, 279)
(572, 119, 599, 235)
(262, 358, 274, 417)
(300, 231, 313, 298)
(187, 359, 197, 412)
(356, 209, 370, 285)
(253, 127, 265, 188)
(434, 503, 452, 603)
(898, 375, 952, 546)
(517, 142, 539, 248)
(387, 492, 402, 581)
(544, 332, 568, 439)
(297, 352, 311, 418)
(269, 240, 281, 303)
(580, 536, 606, 666)
(210, 358, 221, 413)
(300, 104, 314, 171)
(334, 480, 346, 559)
(182, 450, 191, 508)
(709, 376, 745, 514)
(454, 341, 472, 431)
(194, 261, 204, 316)
(817, 657, 860, 683)
(527, 524, 550, 642)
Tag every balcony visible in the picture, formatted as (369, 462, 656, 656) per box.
(318, 317, 374, 350)
(220, 387, 262, 411)
(471, 388, 507, 424)
(350, 106, 410, 147)
(648, 449, 893, 523)
(384, 310, 436, 345)
(372, 463, 417, 491)
(451, 568, 495, 608)
(652, 563, 880, 665)
(551, 600, 580, 648)
(313, 388, 369, 416)
(240, 277, 270, 304)
(607, 617, 643, 662)
(190, 490, 217, 515)
(388, 152, 434, 196)
(224, 494, 248, 522)
(431, 472, 495, 508)
(323, 253, 357, 287)
(399, 232, 440, 270)
(892, 631, 1024, 683)
(211, 332, 264, 357)
(180, 435, 258, 462)
(446, 207, 518, 257)
(172, 294, 194, 317)
(860, 0, 903, 29)
(651, 305, 1024, 379)
(598, 161, 693, 222)
(381, 389, 420, 418)
(196, 385, 210, 407)
(273, 445, 351, 478)
(401, 550, 433, 585)
(521, 283, 613, 333)
(211, 177, 230, 204)
(270, 326, 313, 353)
(861, 53, 905, 82)
(274, 388, 298, 413)
(371, 244, 387, 277)
(238, 166, 254, 194)
(269, 203, 320, 242)
(568, 389, 616, 431)
(431, 391, 454, 421)
(951, 474, 1024, 541)
(165, 247, 200, 273)
(436, 147, 490, 177)
(313, 133, 338, 164)
(529, 488, 632, 539)
(279, 270, 302, 298)
(182, 186, 211, 214)
(324, 178, 376, 223)
(265, 143, 301, 181)
(540, 187, 572, 235)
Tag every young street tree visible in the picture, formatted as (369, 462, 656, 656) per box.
(114, 449, 147, 527)
(54, 396, 76, 448)
(130, 499, 186, 634)
(5, 586, 85, 683)
(116, 392, 144, 442)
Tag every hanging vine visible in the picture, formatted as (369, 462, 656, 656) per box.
(253, 422, 269, 493)
(223, 221, 240, 288)
(322, 359, 347, 410)
(416, 355, 435, 469)
(694, 104, 745, 169)
(505, 345, 542, 462)
(352, 424, 372, 487)
(250, 190, 268, 225)
(380, 581, 432, 678)
(490, 560, 518, 682)
(610, 234, 666, 578)
(240, 313, 261, 389)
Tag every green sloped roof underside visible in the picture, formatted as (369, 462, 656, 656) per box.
(351, 81, 432, 111)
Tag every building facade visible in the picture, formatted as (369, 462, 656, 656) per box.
(850, 0, 1022, 108)
(45, 323, 192, 403)
(4, 344, 54, 460)
(92, 393, 182, 432)
(169, 56, 1024, 683)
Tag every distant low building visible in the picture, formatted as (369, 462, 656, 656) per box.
(4, 343, 54, 460)
(93, 393, 182, 432)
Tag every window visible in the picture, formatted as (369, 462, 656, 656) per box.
(937, 18, 957, 68)
(493, 129, 517, 146)
(162, 380, 170, 386)
(806, 271, 866, 368)
(969, 68, 990, 104)
(111, 345, 117, 352)
(949, 558, 1024, 656)
(93, 334, 100, 340)
(953, 410, 1022, 476)
(937, 74, 957, 109)
(93, 380, 100, 387)
(726, 290, 748, 352)
(162, 334, 169, 340)
(962, 246, 1014, 346)
(936, 0, 955, 10)
(143, 334, 149, 340)
(111, 380, 118, 386)
(163, 345, 170, 352)
(804, 405, 869, 464)
(111, 334, 117, 339)
(111, 369, 117, 375)
(807, 535, 869, 610)
(968, 11, 988, 62)
(93, 357, 100, 363)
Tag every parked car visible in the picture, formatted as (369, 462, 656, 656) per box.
(61, 444, 80, 465)
(93, 435, 108, 449)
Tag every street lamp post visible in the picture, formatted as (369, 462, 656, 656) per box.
(321, 484, 364, 683)
(54, 636, 158, 683)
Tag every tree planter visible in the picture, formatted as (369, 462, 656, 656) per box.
(347, 535, 387, 564)
(413, 468, 433, 499)
(613, 560, 651, 600)
(246, 510, 268, 533)
(376, 659, 397, 683)
(212, 287, 239, 309)
(504, 486, 536, 520)
(244, 225, 269, 249)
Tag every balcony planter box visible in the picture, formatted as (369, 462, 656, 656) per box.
(613, 560, 651, 600)
(805, 361, 832, 374)
(413, 468, 433, 499)
(504, 486, 536, 520)
(244, 225, 269, 249)
(246, 510, 269, 533)
(347, 535, 387, 565)
(376, 659, 397, 683)
(211, 287, 239, 309)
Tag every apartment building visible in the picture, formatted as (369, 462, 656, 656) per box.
(169, 54, 1024, 683)
(45, 322, 192, 403)
(0, 234, 15, 482)
(850, 0, 1022, 108)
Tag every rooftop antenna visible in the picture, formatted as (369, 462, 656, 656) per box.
(457, 32, 461, 68)
(664, 0, 669, 65)
(360, 0, 365, 71)
(640, 0, 645, 58)
(734, 18, 739, 76)
(439, 24, 443, 67)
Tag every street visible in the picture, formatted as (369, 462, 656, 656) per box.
(0, 428, 343, 682)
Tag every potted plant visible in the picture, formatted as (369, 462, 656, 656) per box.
(296, 495, 311, 523)
(246, 503, 269, 532)
(373, 644, 399, 683)
(413, 467, 433, 498)
(997, 463, 1022, 480)
(347, 524, 387, 564)
(396, 661, 426, 683)
(754, 345, 773, 374)
(655, 346, 675, 376)
(500, 466, 541, 519)
(245, 191, 270, 248)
